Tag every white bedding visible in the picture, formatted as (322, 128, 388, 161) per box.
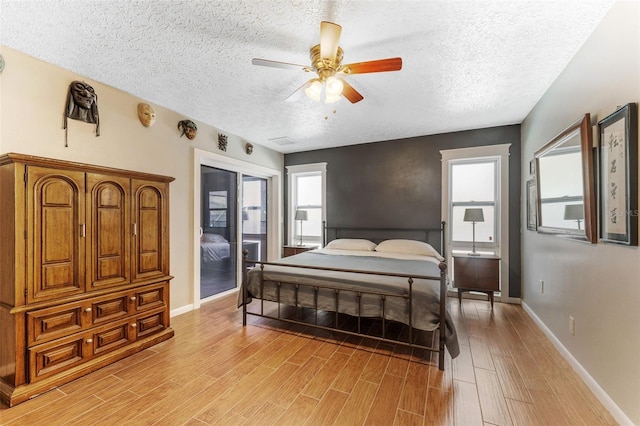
(200, 233, 230, 263)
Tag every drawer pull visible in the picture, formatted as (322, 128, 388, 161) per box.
(131, 323, 137, 328)
(86, 338, 93, 343)
(130, 296, 137, 301)
(85, 307, 92, 313)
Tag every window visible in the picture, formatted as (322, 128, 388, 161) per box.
(450, 160, 497, 250)
(287, 163, 327, 246)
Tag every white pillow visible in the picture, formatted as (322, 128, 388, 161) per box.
(375, 239, 444, 261)
(325, 238, 377, 251)
(201, 233, 227, 243)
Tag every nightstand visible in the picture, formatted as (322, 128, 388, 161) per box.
(242, 241, 260, 261)
(283, 244, 316, 257)
(452, 254, 500, 308)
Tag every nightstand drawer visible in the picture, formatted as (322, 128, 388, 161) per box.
(453, 255, 500, 292)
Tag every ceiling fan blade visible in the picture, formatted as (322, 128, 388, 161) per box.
(340, 57, 402, 74)
(339, 79, 364, 104)
(252, 58, 310, 71)
(320, 21, 342, 61)
(285, 79, 314, 102)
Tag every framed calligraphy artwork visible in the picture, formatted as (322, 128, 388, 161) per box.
(598, 103, 638, 245)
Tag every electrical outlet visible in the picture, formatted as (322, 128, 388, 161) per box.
(569, 316, 575, 335)
(540, 280, 544, 294)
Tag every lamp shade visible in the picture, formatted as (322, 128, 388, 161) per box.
(463, 208, 485, 222)
(564, 204, 584, 220)
(294, 210, 308, 221)
(304, 79, 322, 102)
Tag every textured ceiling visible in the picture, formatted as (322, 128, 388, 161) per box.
(0, 0, 616, 153)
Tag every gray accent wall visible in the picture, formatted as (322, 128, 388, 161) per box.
(285, 124, 521, 298)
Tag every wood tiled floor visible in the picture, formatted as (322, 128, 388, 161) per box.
(0, 295, 617, 425)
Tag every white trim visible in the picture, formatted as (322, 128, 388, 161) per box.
(170, 304, 193, 318)
(441, 143, 511, 161)
(441, 144, 510, 296)
(522, 302, 633, 426)
(286, 162, 327, 246)
(286, 162, 327, 174)
(193, 148, 282, 310)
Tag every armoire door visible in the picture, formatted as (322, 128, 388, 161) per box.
(86, 173, 131, 291)
(26, 166, 86, 303)
(131, 179, 168, 282)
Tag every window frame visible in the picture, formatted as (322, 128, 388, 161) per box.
(286, 163, 327, 246)
(441, 144, 510, 295)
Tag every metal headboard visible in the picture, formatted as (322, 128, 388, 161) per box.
(322, 221, 446, 256)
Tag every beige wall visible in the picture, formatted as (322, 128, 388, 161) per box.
(0, 46, 284, 311)
(521, 2, 640, 424)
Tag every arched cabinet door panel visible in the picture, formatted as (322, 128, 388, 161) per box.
(26, 167, 86, 303)
(131, 179, 169, 282)
(86, 173, 131, 291)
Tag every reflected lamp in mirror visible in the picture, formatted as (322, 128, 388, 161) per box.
(463, 208, 484, 256)
(534, 114, 596, 242)
(563, 204, 584, 230)
(294, 210, 308, 246)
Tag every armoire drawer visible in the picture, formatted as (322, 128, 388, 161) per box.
(27, 301, 91, 346)
(28, 331, 91, 382)
(27, 282, 169, 346)
(133, 282, 169, 313)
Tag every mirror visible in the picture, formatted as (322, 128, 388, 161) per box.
(535, 114, 596, 242)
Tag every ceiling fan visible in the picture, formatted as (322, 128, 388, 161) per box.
(252, 21, 402, 104)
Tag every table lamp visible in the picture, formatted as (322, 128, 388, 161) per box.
(294, 210, 308, 246)
(464, 208, 484, 256)
(564, 204, 584, 230)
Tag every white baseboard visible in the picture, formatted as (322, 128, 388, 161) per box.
(522, 302, 633, 426)
(446, 289, 521, 304)
(170, 304, 193, 318)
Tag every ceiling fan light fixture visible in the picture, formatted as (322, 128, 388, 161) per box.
(325, 76, 344, 97)
(253, 21, 400, 104)
(304, 79, 323, 101)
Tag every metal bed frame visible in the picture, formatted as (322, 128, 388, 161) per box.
(241, 222, 448, 370)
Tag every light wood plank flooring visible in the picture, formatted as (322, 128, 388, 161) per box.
(0, 295, 617, 425)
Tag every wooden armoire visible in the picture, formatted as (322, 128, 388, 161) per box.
(0, 153, 174, 406)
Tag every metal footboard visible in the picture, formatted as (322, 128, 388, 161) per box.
(241, 252, 449, 370)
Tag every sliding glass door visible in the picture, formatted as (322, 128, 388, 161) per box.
(200, 166, 238, 299)
(194, 148, 281, 307)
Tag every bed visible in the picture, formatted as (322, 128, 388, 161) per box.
(200, 233, 231, 267)
(240, 223, 459, 370)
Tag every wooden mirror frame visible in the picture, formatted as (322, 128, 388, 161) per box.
(534, 114, 596, 243)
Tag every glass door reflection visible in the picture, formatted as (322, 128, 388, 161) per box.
(242, 176, 267, 264)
